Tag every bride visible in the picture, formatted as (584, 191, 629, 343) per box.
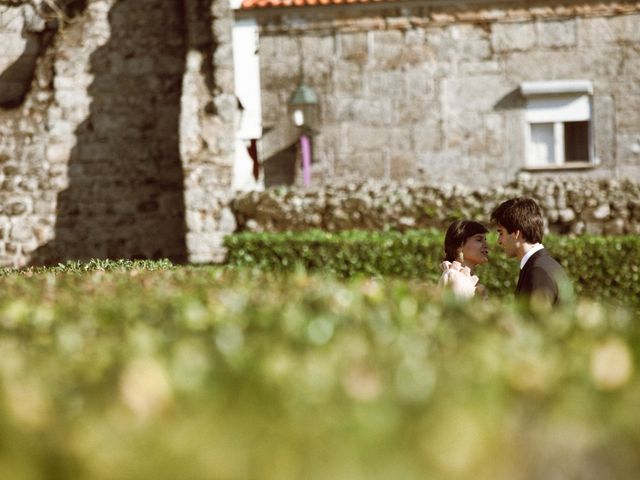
(438, 220, 489, 298)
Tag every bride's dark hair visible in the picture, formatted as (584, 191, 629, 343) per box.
(443, 220, 488, 262)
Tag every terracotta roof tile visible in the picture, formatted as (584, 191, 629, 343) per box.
(241, 0, 391, 10)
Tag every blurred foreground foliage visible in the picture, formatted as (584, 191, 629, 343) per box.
(1, 266, 639, 479)
(225, 230, 640, 313)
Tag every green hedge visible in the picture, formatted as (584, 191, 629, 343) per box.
(224, 230, 640, 310)
(1, 268, 639, 479)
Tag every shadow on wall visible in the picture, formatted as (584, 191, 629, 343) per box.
(264, 142, 297, 188)
(31, 0, 188, 265)
(494, 87, 525, 111)
(0, 33, 45, 108)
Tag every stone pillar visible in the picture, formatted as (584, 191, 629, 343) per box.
(181, 0, 237, 263)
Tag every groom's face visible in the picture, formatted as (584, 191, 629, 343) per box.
(496, 225, 519, 258)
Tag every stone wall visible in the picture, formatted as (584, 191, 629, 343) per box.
(0, 0, 236, 267)
(244, 0, 640, 188)
(231, 177, 640, 236)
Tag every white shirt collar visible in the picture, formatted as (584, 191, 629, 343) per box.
(520, 243, 544, 270)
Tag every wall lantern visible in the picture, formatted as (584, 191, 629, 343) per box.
(288, 83, 318, 130)
(288, 84, 318, 188)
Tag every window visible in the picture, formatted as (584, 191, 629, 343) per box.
(521, 80, 594, 168)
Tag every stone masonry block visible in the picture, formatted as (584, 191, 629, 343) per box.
(623, 49, 640, 77)
(46, 144, 73, 164)
(301, 35, 335, 62)
(504, 50, 583, 81)
(0, 56, 12, 72)
(332, 63, 365, 94)
(331, 97, 393, 126)
(617, 133, 640, 162)
(613, 83, 640, 133)
(405, 28, 426, 46)
(579, 14, 640, 46)
(340, 32, 369, 61)
(261, 60, 299, 90)
(403, 68, 435, 98)
(485, 113, 506, 157)
(443, 111, 486, 150)
(389, 153, 419, 181)
(491, 22, 536, 52)
(593, 94, 615, 166)
(301, 57, 332, 87)
(0, 7, 24, 32)
(423, 26, 455, 60)
(366, 70, 406, 98)
(54, 89, 90, 108)
(617, 106, 640, 133)
(386, 17, 412, 30)
(313, 126, 340, 157)
(609, 14, 640, 42)
(0, 32, 29, 56)
(579, 17, 618, 46)
(459, 38, 492, 61)
(411, 120, 443, 153)
(259, 90, 284, 126)
(345, 126, 412, 153)
(52, 76, 86, 91)
(444, 75, 512, 113)
(186, 231, 215, 254)
(334, 150, 387, 180)
(213, 42, 234, 70)
(278, 35, 300, 57)
(22, 4, 45, 33)
(458, 7, 507, 23)
(582, 47, 623, 78)
(372, 31, 413, 68)
(259, 36, 278, 58)
(537, 19, 577, 48)
(10, 220, 33, 242)
(213, 16, 234, 41)
(353, 17, 386, 31)
(216, 67, 236, 97)
(459, 60, 502, 76)
(394, 96, 438, 124)
(452, 24, 492, 61)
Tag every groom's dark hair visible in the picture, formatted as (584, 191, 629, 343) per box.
(491, 197, 544, 244)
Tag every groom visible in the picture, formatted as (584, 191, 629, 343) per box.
(491, 197, 567, 305)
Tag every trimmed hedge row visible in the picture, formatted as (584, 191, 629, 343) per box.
(1, 269, 639, 479)
(224, 230, 640, 310)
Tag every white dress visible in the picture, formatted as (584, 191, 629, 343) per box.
(438, 261, 480, 298)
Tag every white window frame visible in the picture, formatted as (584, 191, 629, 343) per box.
(521, 80, 596, 169)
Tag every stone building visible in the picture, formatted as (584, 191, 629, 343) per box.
(1, 0, 639, 267)
(236, 0, 640, 187)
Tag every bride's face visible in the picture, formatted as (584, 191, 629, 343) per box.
(461, 233, 489, 266)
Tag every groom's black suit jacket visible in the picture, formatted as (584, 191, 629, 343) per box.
(515, 249, 565, 305)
